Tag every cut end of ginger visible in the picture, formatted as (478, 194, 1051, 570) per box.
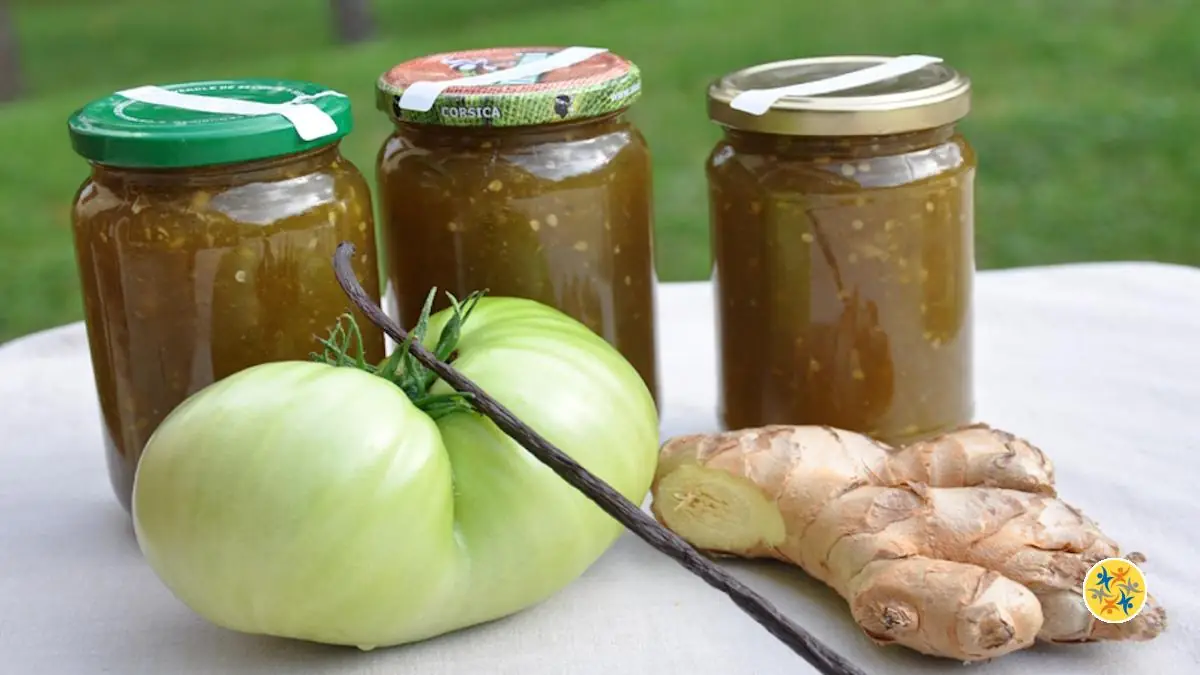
(651, 463, 786, 556)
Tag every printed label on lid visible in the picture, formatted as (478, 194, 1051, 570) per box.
(377, 46, 642, 128)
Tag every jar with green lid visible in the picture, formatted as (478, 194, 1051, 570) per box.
(67, 79, 385, 512)
(373, 46, 660, 403)
(706, 55, 976, 446)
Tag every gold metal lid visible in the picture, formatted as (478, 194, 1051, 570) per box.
(707, 55, 971, 136)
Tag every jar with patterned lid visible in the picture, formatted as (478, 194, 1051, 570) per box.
(374, 46, 659, 403)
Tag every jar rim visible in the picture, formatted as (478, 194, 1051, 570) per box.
(707, 55, 971, 136)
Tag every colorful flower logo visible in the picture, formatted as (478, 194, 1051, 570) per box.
(1083, 557, 1148, 623)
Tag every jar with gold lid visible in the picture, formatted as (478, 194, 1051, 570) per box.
(67, 79, 385, 511)
(705, 55, 976, 445)
(373, 46, 659, 402)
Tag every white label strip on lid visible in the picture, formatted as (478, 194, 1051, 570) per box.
(116, 86, 346, 141)
(729, 54, 944, 116)
(397, 46, 610, 113)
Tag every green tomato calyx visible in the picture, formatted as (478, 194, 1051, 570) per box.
(310, 287, 486, 420)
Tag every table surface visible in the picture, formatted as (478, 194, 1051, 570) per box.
(2, 262, 1199, 675)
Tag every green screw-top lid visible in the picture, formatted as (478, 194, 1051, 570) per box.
(376, 46, 643, 128)
(67, 79, 354, 169)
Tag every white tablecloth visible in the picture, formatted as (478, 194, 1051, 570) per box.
(2, 263, 1198, 674)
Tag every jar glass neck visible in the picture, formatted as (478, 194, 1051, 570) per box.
(89, 143, 343, 188)
(722, 124, 958, 160)
(393, 111, 627, 148)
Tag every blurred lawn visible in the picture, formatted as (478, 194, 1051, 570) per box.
(2, 0, 1198, 342)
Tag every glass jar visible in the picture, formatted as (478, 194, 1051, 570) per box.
(374, 46, 659, 401)
(706, 56, 976, 446)
(67, 79, 385, 512)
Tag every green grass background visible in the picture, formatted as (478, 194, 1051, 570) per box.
(2, 0, 1197, 343)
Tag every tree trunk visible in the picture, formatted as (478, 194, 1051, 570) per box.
(329, 0, 374, 44)
(0, 0, 23, 103)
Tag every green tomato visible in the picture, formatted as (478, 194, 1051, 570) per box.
(131, 297, 659, 649)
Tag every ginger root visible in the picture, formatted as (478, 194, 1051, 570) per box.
(649, 423, 1167, 662)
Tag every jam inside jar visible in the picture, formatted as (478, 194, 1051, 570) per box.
(67, 80, 385, 511)
(706, 56, 976, 445)
(374, 47, 659, 401)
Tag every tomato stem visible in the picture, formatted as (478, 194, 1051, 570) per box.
(327, 241, 869, 675)
(309, 287, 483, 420)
